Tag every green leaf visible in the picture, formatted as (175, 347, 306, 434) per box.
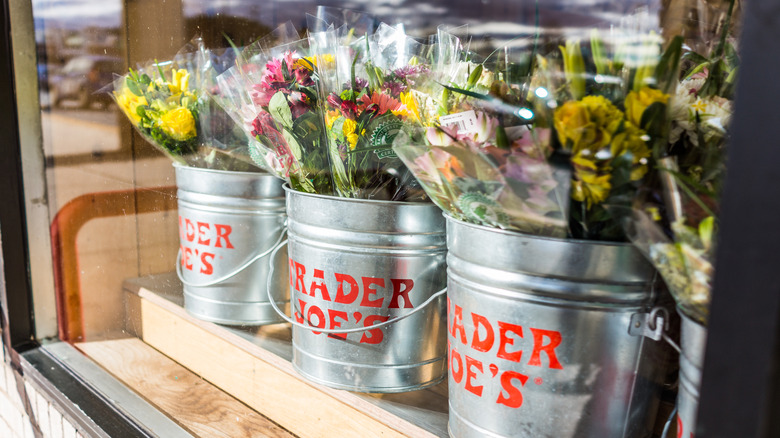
(282, 129, 302, 160)
(351, 52, 359, 92)
(560, 40, 586, 99)
(268, 92, 293, 129)
(590, 30, 606, 75)
(442, 84, 491, 101)
(126, 77, 143, 96)
(438, 87, 450, 116)
(495, 124, 509, 149)
(698, 216, 715, 250)
(682, 50, 709, 67)
(281, 59, 291, 81)
(156, 60, 166, 82)
(654, 36, 683, 94)
(639, 101, 668, 136)
(467, 64, 483, 89)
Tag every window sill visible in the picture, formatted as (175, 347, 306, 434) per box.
(114, 273, 448, 437)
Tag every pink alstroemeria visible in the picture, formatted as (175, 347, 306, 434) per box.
(472, 112, 499, 143)
(426, 126, 457, 146)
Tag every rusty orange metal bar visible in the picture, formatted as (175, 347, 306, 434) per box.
(50, 186, 177, 342)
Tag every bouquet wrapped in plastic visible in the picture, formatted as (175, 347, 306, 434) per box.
(627, 0, 738, 324)
(112, 37, 262, 171)
(310, 21, 439, 201)
(214, 23, 334, 194)
(394, 12, 677, 240)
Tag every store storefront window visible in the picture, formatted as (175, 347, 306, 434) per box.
(2, 0, 749, 436)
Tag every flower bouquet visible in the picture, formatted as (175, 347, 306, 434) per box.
(394, 14, 678, 241)
(310, 22, 439, 201)
(627, 0, 738, 324)
(214, 23, 334, 194)
(112, 37, 263, 171)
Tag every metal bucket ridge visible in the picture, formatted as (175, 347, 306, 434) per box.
(282, 186, 448, 393)
(446, 216, 673, 438)
(175, 163, 288, 325)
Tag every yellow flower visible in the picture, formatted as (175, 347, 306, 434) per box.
(168, 69, 190, 95)
(115, 86, 147, 124)
(159, 107, 196, 141)
(311, 54, 335, 70)
(296, 57, 317, 71)
(554, 100, 591, 149)
(582, 95, 623, 133)
(554, 96, 621, 155)
(153, 69, 190, 95)
(625, 87, 669, 127)
(611, 122, 651, 181)
(571, 154, 612, 207)
(397, 92, 421, 122)
(325, 110, 340, 130)
(342, 118, 359, 150)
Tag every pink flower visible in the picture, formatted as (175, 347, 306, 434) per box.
(426, 126, 457, 146)
(472, 112, 499, 143)
(328, 94, 358, 119)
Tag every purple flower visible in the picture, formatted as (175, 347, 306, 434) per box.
(382, 81, 407, 97)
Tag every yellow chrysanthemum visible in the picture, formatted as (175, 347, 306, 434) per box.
(342, 118, 359, 150)
(611, 122, 651, 181)
(554, 95, 624, 155)
(115, 87, 147, 124)
(571, 154, 612, 207)
(625, 87, 669, 127)
(159, 107, 196, 141)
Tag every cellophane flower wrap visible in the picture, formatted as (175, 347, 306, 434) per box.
(111, 38, 263, 171)
(394, 13, 676, 240)
(394, 26, 569, 236)
(627, 0, 739, 325)
(213, 23, 333, 193)
(309, 23, 437, 201)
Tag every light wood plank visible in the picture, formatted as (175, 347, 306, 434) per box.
(76, 338, 295, 438)
(126, 289, 421, 438)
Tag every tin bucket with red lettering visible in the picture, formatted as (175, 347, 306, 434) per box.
(267, 186, 448, 393)
(676, 312, 706, 438)
(446, 216, 673, 438)
(174, 163, 289, 325)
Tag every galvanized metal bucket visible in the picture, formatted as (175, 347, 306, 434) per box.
(676, 312, 706, 438)
(174, 163, 288, 325)
(446, 216, 673, 438)
(269, 186, 448, 393)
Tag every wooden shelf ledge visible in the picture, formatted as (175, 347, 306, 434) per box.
(118, 273, 448, 438)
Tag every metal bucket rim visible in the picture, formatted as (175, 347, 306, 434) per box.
(173, 161, 275, 178)
(444, 213, 637, 250)
(283, 183, 434, 208)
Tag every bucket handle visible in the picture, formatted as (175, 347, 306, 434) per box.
(266, 239, 447, 334)
(629, 306, 681, 353)
(176, 221, 287, 288)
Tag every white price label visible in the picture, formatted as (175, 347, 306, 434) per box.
(439, 110, 479, 134)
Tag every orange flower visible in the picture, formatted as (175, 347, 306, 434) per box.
(359, 92, 403, 115)
(440, 156, 465, 182)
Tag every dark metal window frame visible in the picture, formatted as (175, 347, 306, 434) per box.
(698, 0, 780, 436)
(0, 1, 165, 437)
